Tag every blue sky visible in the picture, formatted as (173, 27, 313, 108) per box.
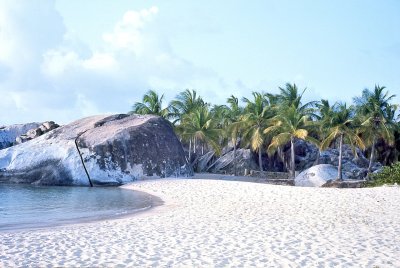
(0, 0, 399, 124)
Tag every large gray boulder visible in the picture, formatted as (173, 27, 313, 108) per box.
(295, 164, 348, 187)
(0, 114, 192, 186)
(0, 123, 41, 149)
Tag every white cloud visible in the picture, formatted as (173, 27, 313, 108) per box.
(0, 2, 222, 125)
(102, 6, 159, 56)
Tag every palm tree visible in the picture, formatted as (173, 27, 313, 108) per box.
(307, 99, 336, 165)
(169, 89, 206, 124)
(264, 106, 310, 179)
(321, 103, 365, 181)
(130, 90, 169, 118)
(239, 92, 275, 171)
(178, 106, 221, 157)
(225, 95, 244, 175)
(354, 85, 397, 174)
(277, 83, 316, 113)
(278, 83, 305, 108)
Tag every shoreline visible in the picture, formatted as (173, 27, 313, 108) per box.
(1, 177, 400, 267)
(0, 186, 164, 234)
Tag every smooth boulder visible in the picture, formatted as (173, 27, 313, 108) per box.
(295, 164, 348, 187)
(0, 114, 192, 186)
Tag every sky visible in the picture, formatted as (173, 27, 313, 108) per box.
(0, 0, 399, 124)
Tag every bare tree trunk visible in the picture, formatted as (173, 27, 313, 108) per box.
(367, 137, 376, 176)
(337, 134, 344, 181)
(193, 138, 196, 154)
(290, 137, 295, 179)
(258, 149, 263, 172)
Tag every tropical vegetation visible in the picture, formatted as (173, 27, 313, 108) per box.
(367, 162, 400, 187)
(130, 84, 400, 182)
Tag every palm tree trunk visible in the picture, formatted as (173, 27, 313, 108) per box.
(314, 149, 321, 165)
(337, 134, 344, 181)
(367, 137, 376, 175)
(258, 149, 263, 172)
(290, 137, 295, 179)
(188, 139, 192, 160)
(233, 141, 237, 176)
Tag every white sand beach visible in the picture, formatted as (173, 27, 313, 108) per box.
(1, 177, 400, 267)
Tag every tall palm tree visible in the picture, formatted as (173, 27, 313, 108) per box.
(321, 103, 365, 181)
(225, 95, 244, 175)
(354, 85, 397, 174)
(130, 90, 169, 118)
(277, 83, 316, 113)
(307, 99, 336, 165)
(178, 106, 221, 157)
(169, 89, 206, 124)
(239, 92, 275, 171)
(278, 83, 305, 108)
(264, 106, 310, 179)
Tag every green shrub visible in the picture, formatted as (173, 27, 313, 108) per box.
(367, 162, 400, 187)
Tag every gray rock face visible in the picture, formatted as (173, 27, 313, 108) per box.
(290, 141, 381, 180)
(0, 114, 192, 186)
(295, 164, 348, 187)
(210, 149, 258, 175)
(293, 140, 319, 170)
(197, 148, 258, 175)
(15, 121, 59, 144)
(318, 144, 381, 180)
(0, 123, 41, 149)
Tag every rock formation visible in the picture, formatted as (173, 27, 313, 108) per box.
(285, 141, 381, 180)
(15, 121, 59, 144)
(317, 144, 381, 180)
(194, 147, 258, 175)
(209, 149, 259, 175)
(0, 123, 41, 149)
(0, 114, 192, 186)
(295, 164, 348, 187)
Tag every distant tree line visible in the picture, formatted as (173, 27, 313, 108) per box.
(129, 84, 399, 180)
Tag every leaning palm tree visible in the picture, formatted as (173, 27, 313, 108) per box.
(264, 106, 310, 179)
(239, 92, 275, 171)
(354, 85, 397, 174)
(321, 103, 365, 181)
(130, 90, 169, 118)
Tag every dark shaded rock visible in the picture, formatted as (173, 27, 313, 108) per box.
(296, 143, 381, 180)
(0, 114, 192, 186)
(293, 139, 318, 170)
(196, 151, 215, 172)
(209, 149, 258, 175)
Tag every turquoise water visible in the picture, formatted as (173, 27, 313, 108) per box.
(0, 184, 156, 231)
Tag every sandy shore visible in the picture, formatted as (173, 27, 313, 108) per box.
(1, 177, 400, 267)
